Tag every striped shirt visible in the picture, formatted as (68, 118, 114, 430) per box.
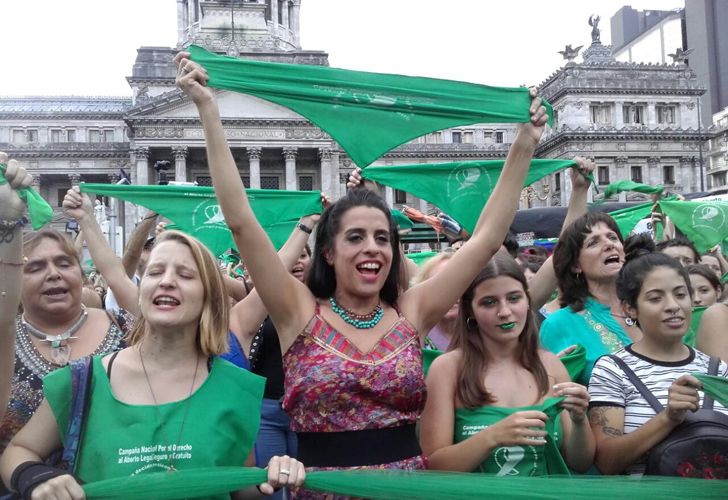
(588, 345, 728, 475)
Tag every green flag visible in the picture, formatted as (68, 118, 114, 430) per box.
(659, 200, 728, 253)
(693, 374, 728, 408)
(390, 209, 413, 231)
(606, 202, 654, 239)
(0, 162, 53, 230)
(188, 45, 553, 168)
(406, 251, 439, 267)
(360, 159, 576, 234)
(599, 180, 664, 200)
(683, 306, 707, 347)
(79, 184, 322, 257)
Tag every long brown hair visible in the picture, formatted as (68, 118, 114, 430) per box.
(451, 250, 549, 409)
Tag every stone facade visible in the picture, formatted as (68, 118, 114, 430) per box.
(707, 108, 728, 189)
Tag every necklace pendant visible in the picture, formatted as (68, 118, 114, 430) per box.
(50, 343, 72, 366)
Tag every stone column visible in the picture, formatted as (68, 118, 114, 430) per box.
(291, 0, 301, 46)
(133, 147, 151, 186)
(385, 186, 394, 206)
(247, 147, 262, 189)
(615, 156, 629, 202)
(319, 148, 332, 195)
(283, 147, 298, 190)
(271, 0, 279, 29)
(31, 175, 41, 189)
(647, 156, 660, 186)
(107, 173, 121, 256)
(281, 0, 289, 30)
(330, 149, 341, 199)
(172, 146, 189, 182)
(176, 0, 188, 46)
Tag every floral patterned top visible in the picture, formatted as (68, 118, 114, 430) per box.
(283, 304, 426, 433)
(0, 311, 131, 456)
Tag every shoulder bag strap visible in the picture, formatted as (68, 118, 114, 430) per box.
(61, 356, 94, 473)
(608, 354, 664, 413)
(702, 356, 721, 410)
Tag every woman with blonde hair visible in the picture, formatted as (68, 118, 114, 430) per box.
(1, 229, 305, 499)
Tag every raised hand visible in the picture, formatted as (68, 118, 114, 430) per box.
(173, 51, 214, 106)
(62, 186, 93, 221)
(515, 88, 549, 147)
(570, 156, 595, 191)
(0, 154, 33, 223)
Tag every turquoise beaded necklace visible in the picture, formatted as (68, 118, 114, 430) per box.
(329, 296, 384, 329)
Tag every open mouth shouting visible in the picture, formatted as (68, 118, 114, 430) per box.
(152, 295, 181, 310)
(41, 286, 69, 300)
(603, 254, 622, 268)
(356, 261, 382, 282)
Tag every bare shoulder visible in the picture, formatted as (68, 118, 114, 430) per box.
(539, 349, 569, 381)
(428, 349, 462, 378)
(702, 302, 728, 321)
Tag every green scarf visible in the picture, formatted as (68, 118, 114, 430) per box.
(560, 344, 587, 383)
(0, 163, 53, 230)
(599, 180, 664, 201)
(82, 466, 727, 499)
(188, 45, 553, 168)
(693, 374, 728, 408)
(361, 159, 578, 233)
(79, 184, 321, 257)
(390, 209, 413, 231)
(682, 306, 707, 347)
(407, 251, 439, 267)
(659, 200, 728, 253)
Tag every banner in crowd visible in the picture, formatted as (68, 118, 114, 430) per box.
(0, 162, 53, 229)
(658, 200, 728, 253)
(361, 159, 579, 233)
(80, 184, 322, 257)
(188, 44, 553, 168)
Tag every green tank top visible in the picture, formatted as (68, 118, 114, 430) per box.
(44, 355, 265, 493)
(453, 397, 569, 476)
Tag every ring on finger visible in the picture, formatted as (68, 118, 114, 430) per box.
(279, 468, 290, 476)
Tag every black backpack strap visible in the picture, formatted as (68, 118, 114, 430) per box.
(702, 356, 721, 410)
(608, 355, 664, 413)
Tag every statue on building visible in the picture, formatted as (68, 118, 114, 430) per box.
(589, 15, 601, 44)
(94, 199, 109, 226)
(558, 44, 583, 62)
(668, 47, 693, 64)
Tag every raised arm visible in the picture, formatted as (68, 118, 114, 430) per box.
(121, 212, 158, 278)
(528, 158, 593, 311)
(63, 187, 140, 316)
(0, 155, 31, 421)
(230, 214, 319, 352)
(174, 52, 315, 351)
(401, 92, 548, 335)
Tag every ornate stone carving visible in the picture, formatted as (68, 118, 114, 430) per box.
(69, 160, 79, 169)
(282, 147, 298, 160)
(69, 173, 81, 185)
(285, 129, 330, 140)
(318, 148, 332, 161)
(589, 15, 601, 44)
(133, 147, 151, 160)
(615, 156, 629, 166)
(617, 142, 626, 151)
(650, 142, 659, 151)
(108, 173, 120, 183)
(647, 156, 660, 165)
(247, 147, 262, 160)
(134, 127, 184, 139)
(172, 146, 189, 160)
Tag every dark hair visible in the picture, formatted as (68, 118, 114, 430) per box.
(553, 212, 623, 311)
(450, 250, 549, 409)
(303, 243, 312, 257)
(686, 263, 722, 293)
(616, 234, 692, 309)
(143, 236, 156, 251)
(503, 231, 519, 258)
(307, 189, 402, 305)
(655, 237, 700, 264)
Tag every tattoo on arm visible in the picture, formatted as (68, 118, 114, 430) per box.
(588, 407, 624, 437)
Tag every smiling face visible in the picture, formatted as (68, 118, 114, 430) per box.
(626, 266, 692, 341)
(575, 222, 625, 282)
(690, 273, 719, 307)
(326, 206, 393, 300)
(291, 248, 312, 283)
(139, 240, 205, 333)
(469, 275, 529, 343)
(21, 237, 83, 320)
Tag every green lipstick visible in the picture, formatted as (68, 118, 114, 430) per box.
(498, 322, 516, 330)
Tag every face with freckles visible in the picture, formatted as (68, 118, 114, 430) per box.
(21, 238, 83, 319)
(325, 206, 393, 300)
(139, 240, 204, 332)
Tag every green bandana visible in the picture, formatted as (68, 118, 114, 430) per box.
(658, 200, 728, 254)
(361, 159, 579, 233)
(188, 45, 553, 168)
(79, 184, 321, 257)
(407, 251, 439, 267)
(599, 180, 664, 201)
(83, 466, 727, 499)
(390, 209, 413, 231)
(560, 344, 587, 382)
(683, 306, 707, 347)
(0, 163, 53, 230)
(605, 202, 654, 239)
(693, 374, 728, 408)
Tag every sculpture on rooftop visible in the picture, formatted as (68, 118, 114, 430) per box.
(558, 44, 583, 62)
(589, 15, 601, 44)
(668, 47, 694, 64)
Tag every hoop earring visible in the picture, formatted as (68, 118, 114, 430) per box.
(466, 317, 478, 330)
(575, 271, 582, 281)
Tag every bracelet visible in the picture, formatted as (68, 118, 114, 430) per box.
(0, 216, 28, 230)
(297, 222, 312, 234)
(10, 461, 70, 499)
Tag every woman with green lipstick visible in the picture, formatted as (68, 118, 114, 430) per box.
(420, 250, 595, 475)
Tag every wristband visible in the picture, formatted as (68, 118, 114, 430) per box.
(297, 222, 312, 234)
(10, 461, 70, 499)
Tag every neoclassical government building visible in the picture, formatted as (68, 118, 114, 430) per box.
(0, 0, 712, 245)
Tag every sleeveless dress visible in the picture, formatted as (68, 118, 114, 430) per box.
(283, 304, 427, 498)
(453, 397, 569, 476)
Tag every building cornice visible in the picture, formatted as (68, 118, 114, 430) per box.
(537, 129, 712, 154)
(0, 142, 130, 159)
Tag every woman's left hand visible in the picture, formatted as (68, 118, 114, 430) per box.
(516, 88, 549, 147)
(554, 382, 590, 424)
(570, 156, 595, 191)
(258, 455, 306, 495)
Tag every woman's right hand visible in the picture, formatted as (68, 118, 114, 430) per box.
(62, 186, 93, 221)
(0, 154, 32, 223)
(173, 52, 214, 106)
(30, 474, 85, 500)
(483, 410, 548, 448)
(346, 167, 363, 189)
(665, 374, 701, 424)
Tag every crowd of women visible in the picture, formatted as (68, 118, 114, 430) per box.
(0, 50, 725, 500)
